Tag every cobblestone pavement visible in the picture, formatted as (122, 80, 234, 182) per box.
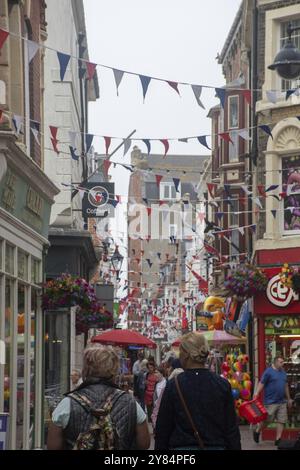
(149, 425, 276, 450)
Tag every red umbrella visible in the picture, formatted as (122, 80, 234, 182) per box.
(91, 329, 157, 349)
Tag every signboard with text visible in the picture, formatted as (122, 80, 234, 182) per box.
(82, 182, 115, 218)
(254, 267, 300, 315)
(0, 414, 9, 450)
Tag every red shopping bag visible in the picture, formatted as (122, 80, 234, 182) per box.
(239, 398, 268, 425)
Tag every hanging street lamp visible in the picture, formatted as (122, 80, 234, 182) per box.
(268, 22, 300, 79)
(110, 246, 124, 281)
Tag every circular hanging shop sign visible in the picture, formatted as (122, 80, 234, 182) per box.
(266, 274, 298, 307)
(88, 186, 109, 208)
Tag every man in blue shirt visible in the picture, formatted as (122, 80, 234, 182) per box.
(253, 356, 293, 446)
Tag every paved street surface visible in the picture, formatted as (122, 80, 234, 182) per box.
(149, 424, 275, 450)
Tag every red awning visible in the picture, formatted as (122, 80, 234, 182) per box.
(91, 329, 157, 349)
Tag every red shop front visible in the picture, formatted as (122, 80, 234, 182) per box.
(254, 249, 300, 440)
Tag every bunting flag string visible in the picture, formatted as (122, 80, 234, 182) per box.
(0, 29, 9, 50)
(57, 52, 71, 81)
(27, 39, 39, 63)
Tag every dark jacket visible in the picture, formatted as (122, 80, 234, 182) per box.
(155, 368, 241, 450)
(64, 380, 137, 450)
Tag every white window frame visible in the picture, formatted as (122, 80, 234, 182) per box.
(228, 197, 240, 258)
(228, 95, 239, 130)
(160, 182, 181, 201)
(280, 19, 300, 92)
(228, 130, 239, 163)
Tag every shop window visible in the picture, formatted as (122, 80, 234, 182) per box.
(228, 198, 240, 259)
(31, 258, 41, 285)
(280, 20, 300, 92)
(228, 130, 239, 163)
(17, 283, 26, 449)
(18, 250, 28, 282)
(29, 289, 37, 448)
(160, 182, 180, 201)
(264, 316, 300, 430)
(282, 155, 300, 234)
(5, 244, 15, 275)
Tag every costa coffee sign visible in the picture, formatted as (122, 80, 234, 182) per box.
(255, 267, 300, 315)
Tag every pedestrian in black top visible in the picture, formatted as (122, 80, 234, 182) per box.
(155, 332, 241, 450)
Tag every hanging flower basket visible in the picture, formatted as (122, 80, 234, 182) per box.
(280, 264, 300, 295)
(42, 274, 112, 334)
(224, 264, 268, 299)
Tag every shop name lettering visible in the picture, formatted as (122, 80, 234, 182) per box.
(267, 274, 299, 307)
(1, 170, 16, 211)
(26, 187, 43, 217)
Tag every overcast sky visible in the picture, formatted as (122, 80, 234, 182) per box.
(83, 0, 241, 282)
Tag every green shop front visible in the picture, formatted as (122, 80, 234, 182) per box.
(0, 139, 58, 449)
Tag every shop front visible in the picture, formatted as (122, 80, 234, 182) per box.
(0, 140, 58, 449)
(254, 252, 300, 440)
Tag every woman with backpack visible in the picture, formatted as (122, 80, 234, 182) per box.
(47, 344, 150, 450)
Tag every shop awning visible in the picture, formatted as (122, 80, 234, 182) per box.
(172, 330, 246, 347)
(91, 329, 157, 349)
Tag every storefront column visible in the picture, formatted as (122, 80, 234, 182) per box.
(10, 277, 18, 449)
(23, 284, 31, 449)
(0, 272, 4, 412)
(34, 296, 43, 449)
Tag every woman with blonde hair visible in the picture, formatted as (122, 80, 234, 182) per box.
(47, 343, 150, 450)
(155, 332, 241, 450)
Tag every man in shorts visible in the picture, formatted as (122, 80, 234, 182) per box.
(253, 356, 293, 446)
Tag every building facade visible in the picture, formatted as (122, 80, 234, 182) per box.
(0, 0, 58, 449)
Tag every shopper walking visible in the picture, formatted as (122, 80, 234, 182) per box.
(47, 344, 150, 450)
(70, 369, 82, 389)
(132, 351, 144, 397)
(155, 332, 241, 450)
(253, 356, 293, 446)
(136, 359, 149, 411)
(144, 362, 158, 422)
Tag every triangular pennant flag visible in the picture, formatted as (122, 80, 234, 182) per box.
(51, 138, 59, 154)
(216, 212, 224, 221)
(69, 130, 77, 149)
(78, 59, 86, 80)
(191, 85, 205, 109)
(178, 138, 189, 143)
(86, 134, 94, 153)
(113, 69, 125, 95)
(78, 189, 85, 200)
(242, 89, 251, 105)
(271, 210, 277, 219)
(27, 39, 39, 63)
(238, 227, 245, 236)
(103, 159, 112, 176)
(155, 175, 163, 187)
(224, 184, 231, 197)
(30, 127, 40, 145)
(286, 89, 296, 100)
(167, 81, 180, 95)
(30, 120, 40, 133)
(147, 207, 152, 217)
(257, 184, 266, 197)
(110, 199, 119, 208)
(197, 135, 211, 150)
(266, 90, 278, 104)
(250, 224, 257, 234)
(238, 128, 251, 141)
(220, 132, 234, 144)
(12, 115, 23, 135)
(215, 88, 226, 108)
(241, 185, 252, 195)
(86, 62, 97, 80)
(69, 146, 79, 161)
(198, 212, 206, 223)
(142, 198, 148, 205)
(142, 139, 151, 155)
(252, 197, 262, 209)
(157, 252, 161, 260)
(104, 136, 111, 155)
(123, 139, 131, 157)
(57, 51, 71, 81)
(173, 178, 180, 193)
(207, 183, 217, 198)
(139, 75, 151, 101)
(0, 29, 9, 50)
(160, 139, 169, 157)
(49, 126, 58, 140)
(265, 184, 279, 192)
(259, 125, 273, 139)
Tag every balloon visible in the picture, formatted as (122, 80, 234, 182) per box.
(234, 372, 242, 381)
(230, 379, 239, 389)
(221, 362, 230, 373)
(241, 389, 251, 400)
(235, 398, 243, 409)
(243, 355, 249, 363)
(243, 380, 252, 391)
(243, 373, 250, 381)
(233, 361, 242, 372)
(232, 388, 240, 400)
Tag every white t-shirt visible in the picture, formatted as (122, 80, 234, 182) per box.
(52, 396, 146, 428)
